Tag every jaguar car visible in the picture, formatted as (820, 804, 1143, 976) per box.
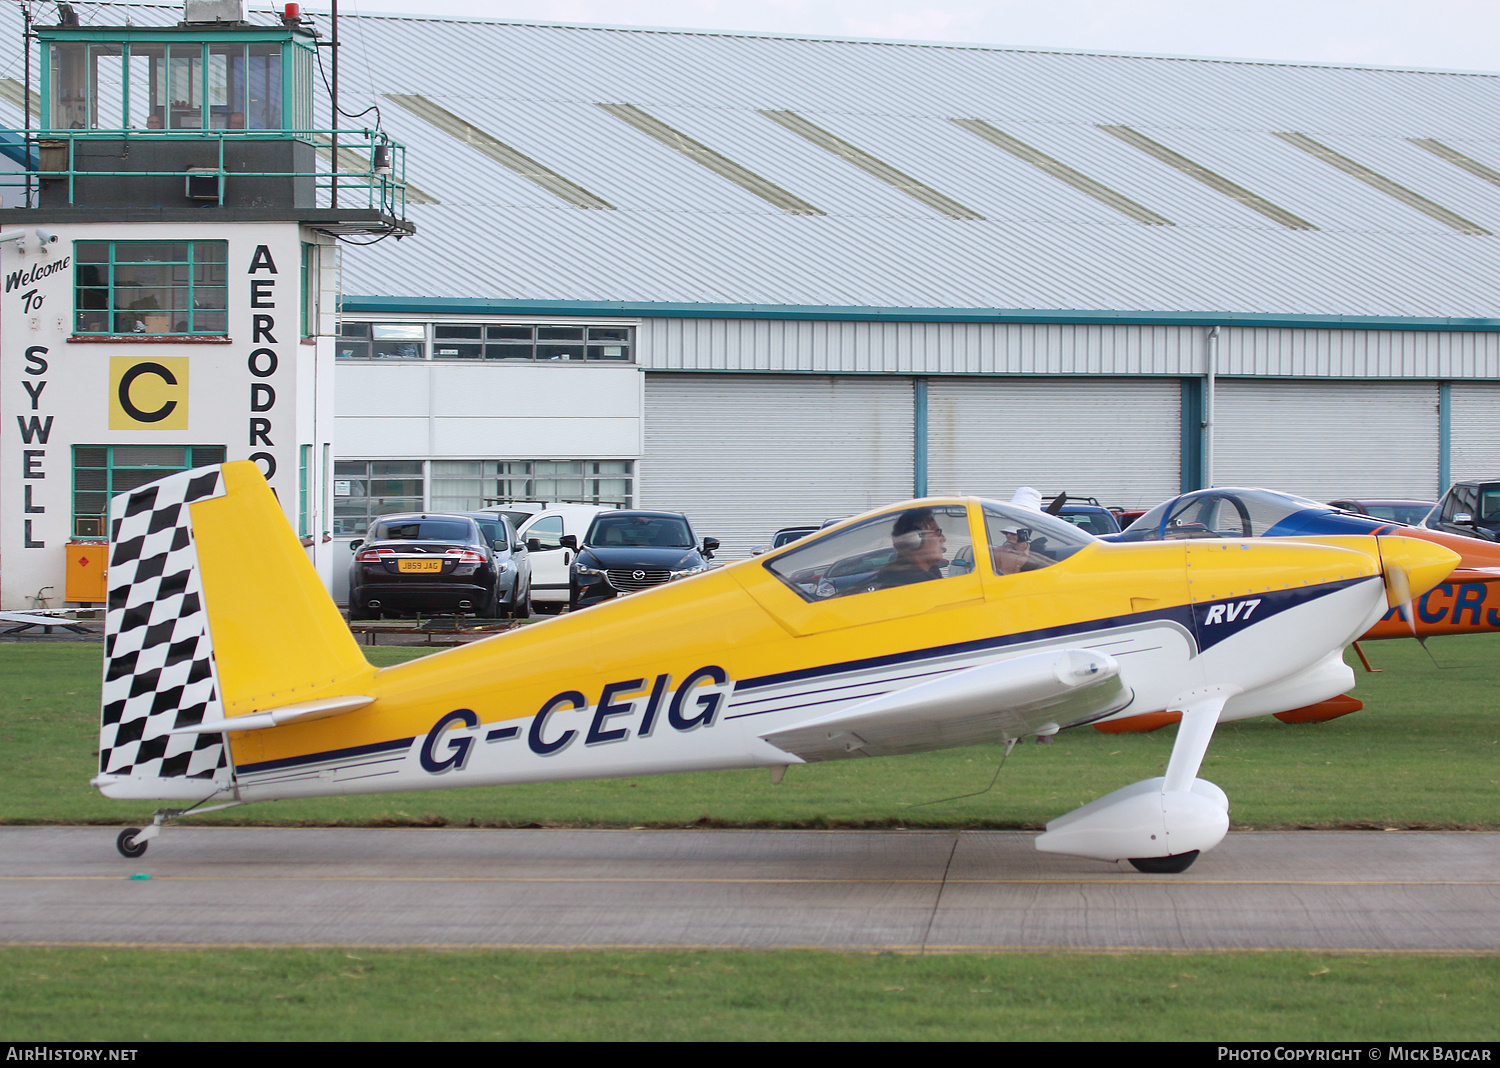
(348, 512, 530, 619)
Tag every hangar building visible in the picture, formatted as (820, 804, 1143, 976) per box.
(3, 2, 1500, 608)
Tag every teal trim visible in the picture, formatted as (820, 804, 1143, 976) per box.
(1439, 381, 1452, 493)
(1180, 377, 1206, 492)
(913, 377, 928, 498)
(36, 27, 302, 43)
(341, 295, 1500, 333)
(299, 444, 312, 537)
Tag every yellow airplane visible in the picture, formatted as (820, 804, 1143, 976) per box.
(95, 462, 1458, 873)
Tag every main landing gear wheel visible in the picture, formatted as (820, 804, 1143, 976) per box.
(1128, 850, 1199, 874)
(117, 828, 147, 859)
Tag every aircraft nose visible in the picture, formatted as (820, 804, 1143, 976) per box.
(1376, 535, 1461, 607)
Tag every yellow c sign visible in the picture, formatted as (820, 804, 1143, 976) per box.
(109, 356, 189, 430)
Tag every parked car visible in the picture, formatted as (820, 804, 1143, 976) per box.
(1053, 502, 1122, 536)
(481, 504, 546, 531)
(1328, 499, 1435, 525)
(516, 504, 617, 612)
(1422, 481, 1500, 541)
(348, 512, 530, 619)
(457, 512, 533, 616)
(567, 510, 719, 608)
(750, 524, 825, 555)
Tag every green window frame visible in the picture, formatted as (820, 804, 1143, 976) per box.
(72, 444, 227, 538)
(43, 35, 298, 134)
(298, 444, 312, 537)
(74, 240, 229, 337)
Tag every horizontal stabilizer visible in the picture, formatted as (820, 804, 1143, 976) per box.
(761, 648, 1128, 762)
(167, 694, 376, 735)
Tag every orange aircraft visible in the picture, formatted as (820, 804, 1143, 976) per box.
(1096, 487, 1499, 731)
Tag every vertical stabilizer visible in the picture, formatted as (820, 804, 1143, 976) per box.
(95, 462, 374, 801)
(97, 466, 233, 800)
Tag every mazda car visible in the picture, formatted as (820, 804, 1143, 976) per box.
(567, 510, 718, 609)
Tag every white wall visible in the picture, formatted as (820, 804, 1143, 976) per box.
(335, 360, 642, 458)
(0, 221, 334, 609)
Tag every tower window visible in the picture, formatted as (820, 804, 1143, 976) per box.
(73, 240, 228, 336)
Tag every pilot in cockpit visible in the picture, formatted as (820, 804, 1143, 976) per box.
(872, 508, 949, 588)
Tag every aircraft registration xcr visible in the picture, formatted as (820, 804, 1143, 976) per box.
(93, 463, 1459, 873)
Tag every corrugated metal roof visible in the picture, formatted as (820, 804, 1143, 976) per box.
(6, 3, 1500, 317)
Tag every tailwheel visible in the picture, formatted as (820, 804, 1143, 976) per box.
(1128, 850, 1199, 874)
(117, 828, 147, 859)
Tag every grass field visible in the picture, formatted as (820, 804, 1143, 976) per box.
(2, 635, 1496, 1041)
(2, 636, 1497, 830)
(3, 946, 1496, 1041)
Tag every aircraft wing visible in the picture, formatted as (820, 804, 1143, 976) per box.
(1447, 567, 1500, 584)
(761, 649, 1130, 762)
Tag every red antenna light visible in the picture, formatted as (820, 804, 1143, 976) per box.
(283, 3, 302, 21)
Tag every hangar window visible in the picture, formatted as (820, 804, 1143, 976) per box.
(71, 445, 227, 538)
(332, 460, 424, 536)
(73, 241, 228, 337)
(332, 459, 635, 536)
(449, 324, 634, 361)
(336, 322, 426, 359)
(433, 460, 634, 512)
(336, 321, 634, 361)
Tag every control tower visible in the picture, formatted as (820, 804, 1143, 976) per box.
(0, 0, 413, 609)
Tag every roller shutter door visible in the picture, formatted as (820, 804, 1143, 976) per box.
(925, 377, 1181, 510)
(1450, 384, 1500, 482)
(642, 374, 914, 559)
(1213, 380, 1439, 499)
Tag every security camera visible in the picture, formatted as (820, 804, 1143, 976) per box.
(34, 228, 58, 245)
(0, 229, 25, 252)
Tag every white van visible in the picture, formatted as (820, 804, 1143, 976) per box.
(515, 504, 616, 611)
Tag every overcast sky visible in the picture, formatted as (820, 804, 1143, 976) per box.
(296, 0, 1500, 73)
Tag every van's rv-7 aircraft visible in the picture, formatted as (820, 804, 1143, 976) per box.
(95, 463, 1458, 873)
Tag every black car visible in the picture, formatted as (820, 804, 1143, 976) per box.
(567, 510, 718, 608)
(1328, 498, 1435, 526)
(348, 512, 531, 619)
(1422, 481, 1500, 541)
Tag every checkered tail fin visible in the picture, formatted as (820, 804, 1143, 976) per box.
(95, 461, 373, 801)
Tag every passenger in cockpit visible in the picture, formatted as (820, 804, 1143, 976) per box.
(991, 523, 1033, 575)
(872, 508, 949, 588)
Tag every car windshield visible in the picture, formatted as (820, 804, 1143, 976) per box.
(1118, 489, 1326, 541)
(773, 528, 816, 548)
(491, 509, 535, 528)
(469, 517, 509, 546)
(1056, 509, 1121, 536)
(1477, 489, 1500, 525)
(370, 518, 476, 542)
(587, 514, 694, 548)
(1344, 502, 1432, 525)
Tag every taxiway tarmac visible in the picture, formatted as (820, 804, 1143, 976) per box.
(2, 827, 1496, 952)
